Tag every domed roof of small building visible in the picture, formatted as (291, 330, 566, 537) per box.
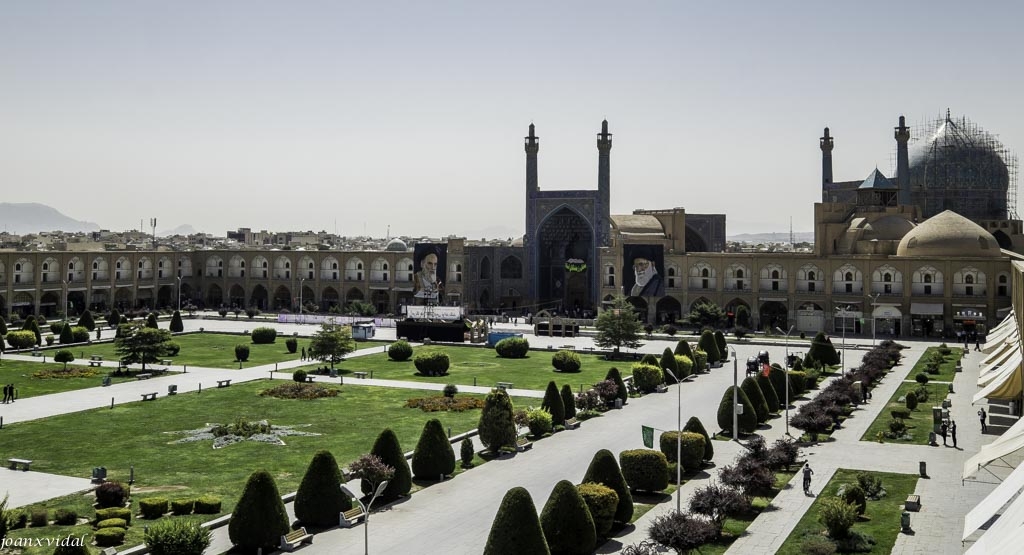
(610, 215, 666, 236)
(861, 215, 915, 241)
(896, 210, 1001, 258)
(384, 238, 408, 252)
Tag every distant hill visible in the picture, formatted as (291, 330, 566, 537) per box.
(728, 231, 814, 243)
(160, 224, 198, 236)
(0, 203, 99, 234)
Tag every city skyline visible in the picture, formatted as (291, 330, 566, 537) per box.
(2, 1, 1021, 238)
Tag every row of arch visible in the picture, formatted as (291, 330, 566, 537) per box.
(0, 256, 194, 285)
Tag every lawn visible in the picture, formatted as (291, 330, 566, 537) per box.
(0, 380, 536, 554)
(776, 469, 918, 554)
(907, 345, 964, 382)
(320, 344, 643, 391)
(860, 382, 951, 444)
(37, 332, 380, 370)
(0, 359, 136, 398)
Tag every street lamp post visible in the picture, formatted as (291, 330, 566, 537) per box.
(869, 293, 880, 346)
(775, 325, 795, 436)
(729, 347, 739, 441)
(662, 367, 683, 513)
(299, 277, 306, 317)
(176, 276, 182, 313)
(342, 480, 389, 555)
(835, 306, 848, 372)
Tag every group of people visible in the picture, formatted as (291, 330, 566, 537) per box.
(957, 329, 983, 351)
(939, 419, 959, 448)
(2, 383, 16, 403)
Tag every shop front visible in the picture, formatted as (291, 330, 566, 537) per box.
(872, 305, 902, 337)
(910, 302, 944, 338)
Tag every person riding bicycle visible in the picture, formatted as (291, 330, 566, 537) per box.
(802, 463, 814, 494)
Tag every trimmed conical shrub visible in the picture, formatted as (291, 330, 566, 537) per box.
(605, 367, 628, 404)
(59, 322, 73, 344)
(660, 348, 678, 384)
(146, 312, 159, 329)
(714, 330, 727, 361)
(107, 309, 121, 328)
(582, 449, 633, 524)
(412, 418, 456, 479)
(484, 487, 550, 555)
(363, 429, 412, 501)
(741, 376, 770, 424)
(560, 384, 577, 420)
(717, 386, 757, 435)
(0, 317, 7, 335)
(756, 373, 780, 414)
(478, 389, 517, 452)
(76, 309, 95, 332)
(540, 480, 597, 555)
(698, 330, 721, 364)
(683, 416, 714, 461)
(227, 470, 290, 553)
(169, 311, 184, 333)
(640, 353, 659, 367)
(809, 331, 840, 366)
(769, 366, 796, 409)
(541, 381, 565, 427)
(674, 339, 692, 358)
(576, 482, 618, 537)
(294, 450, 350, 527)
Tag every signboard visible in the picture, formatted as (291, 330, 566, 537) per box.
(641, 425, 654, 448)
(405, 305, 463, 321)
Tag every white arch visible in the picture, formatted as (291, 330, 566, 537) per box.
(321, 256, 340, 280)
(345, 257, 364, 281)
(92, 256, 109, 281)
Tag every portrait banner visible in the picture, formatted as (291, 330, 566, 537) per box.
(623, 244, 665, 297)
(413, 243, 448, 301)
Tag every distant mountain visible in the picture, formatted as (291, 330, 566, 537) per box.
(728, 231, 815, 243)
(0, 203, 100, 234)
(160, 224, 198, 236)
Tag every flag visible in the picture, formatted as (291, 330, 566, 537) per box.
(641, 425, 654, 448)
(762, 363, 771, 378)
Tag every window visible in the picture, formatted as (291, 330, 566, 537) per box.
(845, 283, 853, 293)
(808, 281, 815, 292)
(772, 281, 779, 291)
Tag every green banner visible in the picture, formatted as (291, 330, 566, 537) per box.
(641, 425, 654, 448)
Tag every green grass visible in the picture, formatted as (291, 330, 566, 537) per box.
(776, 469, 918, 555)
(908, 346, 963, 382)
(688, 470, 798, 555)
(0, 359, 138, 398)
(318, 344, 640, 391)
(0, 380, 535, 554)
(860, 382, 951, 444)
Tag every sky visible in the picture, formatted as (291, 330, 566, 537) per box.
(2, 1, 1022, 239)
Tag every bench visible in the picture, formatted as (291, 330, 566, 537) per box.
(353, 371, 368, 379)
(905, 494, 921, 512)
(280, 527, 313, 551)
(88, 360, 103, 367)
(90, 355, 103, 362)
(8, 458, 33, 471)
(31, 349, 42, 357)
(339, 506, 366, 528)
(305, 375, 315, 383)
(136, 373, 153, 380)
(161, 359, 173, 366)
(217, 379, 232, 388)
(140, 392, 158, 401)
(655, 384, 669, 393)
(496, 382, 514, 391)
(516, 436, 533, 452)
(150, 368, 168, 376)
(564, 417, 580, 430)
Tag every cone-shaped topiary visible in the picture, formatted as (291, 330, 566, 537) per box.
(362, 428, 412, 501)
(604, 367, 628, 404)
(717, 386, 757, 435)
(576, 483, 618, 537)
(683, 416, 714, 461)
(741, 376, 770, 424)
(107, 309, 121, 328)
(59, 322, 73, 344)
(227, 470, 290, 553)
(674, 339, 693, 358)
(294, 450, 350, 527)
(460, 437, 475, 468)
(714, 330, 727, 361)
(640, 353, 659, 367)
(756, 373, 780, 414)
(146, 312, 159, 329)
(541, 381, 565, 427)
(698, 330, 721, 365)
(169, 311, 184, 333)
(0, 317, 7, 335)
(660, 348, 678, 384)
(412, 418, 456, 479)
(484, 487, 550, 555)
(478, 389, 517, 452)
(540, 480, 596, 555)
(769, 366, 795, 409)
(560, 384, 577, 420)
(582, 449, 633, 525)
(808, 331, 840, 366)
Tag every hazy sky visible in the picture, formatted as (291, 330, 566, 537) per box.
(2, 1, 1022, 238)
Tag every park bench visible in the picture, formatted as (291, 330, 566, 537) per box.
(140, 392, 158, 401)
(339, 506, 366, 528)
(8, 458, 33, 471)
(31, 348, 42, 357)
(564, 417, 580, 430)
(905, 494, 921, 512)
(279, 527, 313, 551)
(353, 371, 368, 379)
(161, 359, 173, 366)
(217, 379, 232, 388)
(516, 436, 533, 452)
(151, 368, 168, 376)
(89, 355, 104, 367)
(496, 381, 513, 391)
(136, 373, 153, 380)
(655, 384, 669, 393)
(305, 376, 315, 383)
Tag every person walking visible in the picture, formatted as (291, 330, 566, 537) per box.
(802, 463, 814, 494)
(2, 384, 9, 403)
(940, 420, 949, 446)
(979, 408, 988, 433)
(300, 347, 306, 361)
(951, 420, 958, 448)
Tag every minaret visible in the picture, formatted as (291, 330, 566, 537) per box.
(525, 123, 539, 251)
(895, 115, 911, 205)
(596, 120, 612, 247)
(820, 127, 834, 191)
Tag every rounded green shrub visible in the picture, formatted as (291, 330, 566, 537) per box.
(788, 371, 807, 395)
(631, 363, 664, 393)
(478, 389, 516, 452)
(674, 355, 694, 379)
(6, 330, 36, 350)
(692, 349, 708, 373)
(525, 408, 553, 438)
(660, 432, 705, 472)
(388, 340, 413, 361)
(495, 337, 530, 358)
(295, 450, 350, 527)
(227, 470, 290, 553)
(605, 367, 628, 404)
(169, 311, 184, 333)
(906, 390, 918, 411)
(841, 483, 867, 515)
(640, 353, 660, 367)
(234, 344, 250, 362)
(53, 508, 77, 526)
(292, 369, 307, 383)
(412, 419, 456, 479)
(683, 416, 714, 461)
(71, 326, 90, 343)
(54, 349, 75, 368)
(362, 429, 412, 501)
(540, 480, 596, 555)
(250, 327, 277, 344)
(582, 449, 633, 524)
(170, 498, 195, 515)
(193, 496, 222, 515)
(413, 351, 450, 376)
(717, 385, 757, 435)
(53, 543, 93, 555)
(94, 507, 131, 525)
(552, 350, 582, 372)
(619, 449, 669, 492)
(139, 498, 168, 519)
(144, 518, 211, 555)
(483, 487, 549, 555)
(31, 507, 48, 527)
(916, 373, 929, 384)
(698, 330, 721, 364)
(95, 482, 128, 509)
(460, 437, 475, 468)
(741, 376, 770, 424)
(94, 527, 126, 547)
(576, 482, 618, 537)
(96, 518, 127, 529)
(818, 498, 858, 539)
(285, 337, 298, 354)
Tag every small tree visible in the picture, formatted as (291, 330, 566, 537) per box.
(347, 454, 394, 497)
(169, 311, 184, 333)
(561, 384, 577, 420)
(227, 470, 290, 553)
(689, 483, 750, 537)
(605, 367, 629, 404)
(841, 483, 867, 515)
(698, 329, 721, 364)
(660, 347, 679, 385)
(145, 312, 159, 329)
(115, 324, 172, 371)
(54, 349, 75, 370)
(686, 301, 725, 329)
(683, 416, 714, 461)
(648, 512, 717, 554)
(906, 390, 919, 411)
(363, 429, 412, 501)
(479, 389, 517, 452)
(541, 381, 566, 427)
(294, 450, 350, 527)
(717, 386, 757, 435)
(740, 376, 770, 424)
(756, 373, 780, 414)
(308, 323, 356, 369)
(460, 437, 475, 468)
(540, 480, 596, 555)
(411, 419, 456, 480)
(818, 498, 858, 539)
(484, 487, 550, 555)
(808, 332, 841, 366)
(582, 449, 633, 524)
(593, 295, 643, 353)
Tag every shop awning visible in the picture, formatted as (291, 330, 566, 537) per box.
(979, 349, 1022, 387)
(983, 336, 1019, 365)
(964, 461, 1024, 540)
(963, 416, 1024, 480)
(973, 361, 1024, 403)
(910, 302, 944, 315)
(984, 326, 1017, 353)
(965, 488, 1024, 553)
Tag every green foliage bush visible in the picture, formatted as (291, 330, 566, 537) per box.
(756, 374, 780, 414)
(193, 496, 222, 515)
(94, 527, 126, 547)
(717, 385, 757, 434)
(165, 342, 180, 356)
(483, 487, 549, 555)
(788, 371, 807, 395)
(576, 482, 618, 537)
(412, 419, 456, 479)
(605, 367, 628, 404)
(674, 355, 694, 379)
(53, 508, 77, 525)
(540, 480, 596, 554)
(234, 344, 250, 362)
(714, 330, 728, 360)
(479, 389, 516, 452)
(561, 384, 577, 420)
(414, 351, 450, 376)
(582, 449, 633, 524)
(818, 498, 858, 539)
(144, 518, 212, 555)
(292, 369, 307, 383)
(59, 323, 73, 344)
(906, 391, 918, 411)
(674, 339, 693, 358)
(96, 518, 127, 529)
(888, 418, 907, 436)
(800, 535, 838, 555)
(145, 312, 160, 329)
(94, 507, 130, 525)
(71, 326, 90, 343)
(809, 331, 841, 366)
(619, 449, 669, 492)
(692, 349, 708, 373)
(527, 408, 553, 437)
(6, 330, 36, 350)
(857, 472, 885, 498)
(30, 507, 48, 527)
(250, 327, 277, 344)
(77, 310, 96, 331)
(227, 470, 290, 553)
(631, 363, 663, 393)
(660, 348, 678, 384)
(285, 337, 298, 354)
(139, 498, 168, 519)
(552, 349, 582, 372)
(52, 544, 93, 555)
(95, 482, 128, 509)
(363, 429, 412, 501)
(495, 337, 530, 358)
(295, 450, 350, 527)
(683, 416, 714, 461)
(916, 373, 929, 384)
(388, 340, 413, 361)
(841, 483, 867, 515)
(639, 353, 660, 367)
(698, 330, 721, 363)
(54, 349, 75, 368)
(169, 311, 184, 333)
(741, 376, 770, 423)
(541, 381, 565, 427)
(460, 437, 475, 468)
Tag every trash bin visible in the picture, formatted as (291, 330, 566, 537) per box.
(948, 382, 955, 393)
(168, 384, 178, 395)
(614, 398, 623, 409)
(901, 511, 911, 532)
(919, 461, 927, 477)
(928, 431, 936, 446)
